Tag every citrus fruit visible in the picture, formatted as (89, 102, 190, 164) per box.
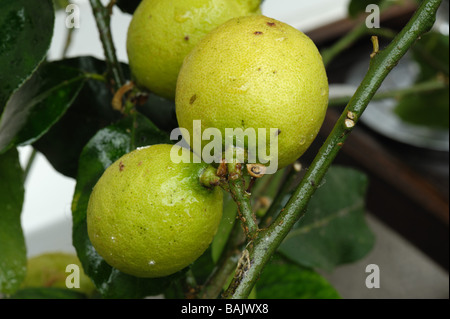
(176, 15, 329, 171)
(21, 252, 96, 296)
(126, 0, 261, 100)
(87, 144, 223, 278)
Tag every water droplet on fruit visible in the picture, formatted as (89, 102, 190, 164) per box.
(236, 83, 250, 93)
(321, 87, 327, 96)
(175, 10, 192, 23)
(111, 236, 116, 243)
(148, 260, 156, 266)
(299, 137, 306, 145)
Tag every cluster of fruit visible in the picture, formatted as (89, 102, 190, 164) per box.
(87, 0, 328, 278)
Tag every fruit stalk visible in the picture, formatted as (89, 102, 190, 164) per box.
(227, 163, 259, 240)
(89, 0, 125, 91)
(225, 0, 443, 299)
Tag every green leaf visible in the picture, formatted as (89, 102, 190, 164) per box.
(394, 88, 449, 129)
(116, 0, 142, 14)
(9, 287, 87, 299)
(0, 148, 26, 295)
(394, 32, 449, 129)
(136, 92, 179, 133)
(0, 62, 86, 154)
(33, 57, 123, 178)
(256, 256, 340, 299)
(0, 0, 55, 114)
(279, 166, 375, 272)
(72, 113, 173, 298)
(188, 248, 215, 287)
(413, 32, 449, 79)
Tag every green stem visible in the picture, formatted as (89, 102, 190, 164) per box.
(328, 78, 448, 107)
(89, 0, 125, 91)
(259, 164, 302, 229)
(321, 23, 368, 67)
(321, 0, 397, 67)
(23, 148, 37, 183)
(322, 26, 398, 67)
(226, 0, 442, 299)
(228, 176, 258, 239)
(85, 72, 107, 82)
(62, 26, 75, 58)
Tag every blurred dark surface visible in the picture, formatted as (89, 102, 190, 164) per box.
(304, 3, 449, 271)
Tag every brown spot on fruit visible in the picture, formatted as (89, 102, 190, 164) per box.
(184, 35, 190, 41)
(267, 22, 276, 27)
(190, 94, 197, 105)
(119, 161, 125, 172)
(254, 31, 263, 35)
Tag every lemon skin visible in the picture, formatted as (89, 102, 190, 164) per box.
(126, 0, 261, 100)
(87, 144, 223, 278)
(176, 15, 329, 170)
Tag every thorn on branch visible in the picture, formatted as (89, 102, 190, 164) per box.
(106, 0, 117, 15)
(112, 81, 135, 112)
(370, 36, 380, 59)
(246, 164, 267, 178)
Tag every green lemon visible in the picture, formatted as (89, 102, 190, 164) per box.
(87, 144, 223, 278)
(176, 15, 329, 171)
(21, 252, 96, 296)
(126, 0, 261, 100)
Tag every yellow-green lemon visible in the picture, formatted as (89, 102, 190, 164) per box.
(87, 144, 223, 278)
(176, 15, 329, 171)
(126, 0, 261, 100)
(21, 252, 96, 296)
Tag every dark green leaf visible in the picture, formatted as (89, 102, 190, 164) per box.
(33, 57, 123, 178)
(348, 0, 383, 18)
(256, 256, 340, 299)
(0, 148, 26, 295)
(116, 0, 142, 14)
(394, 88, 449, 129)
(54, 0, 70, 11)
(412, 32, 449, 79)
(394, 33, 449, 129)
(0, 62, 86, 154)
(9, 287, 87, 299)
(0, 0, 55, 114)
(187, 248, 215, 287)
(136, 93, 179, 133)
(72, 113, 173, 298)
(279, 166, 375, 272)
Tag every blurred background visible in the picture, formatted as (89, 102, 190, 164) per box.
(18, 0, 449, 298)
